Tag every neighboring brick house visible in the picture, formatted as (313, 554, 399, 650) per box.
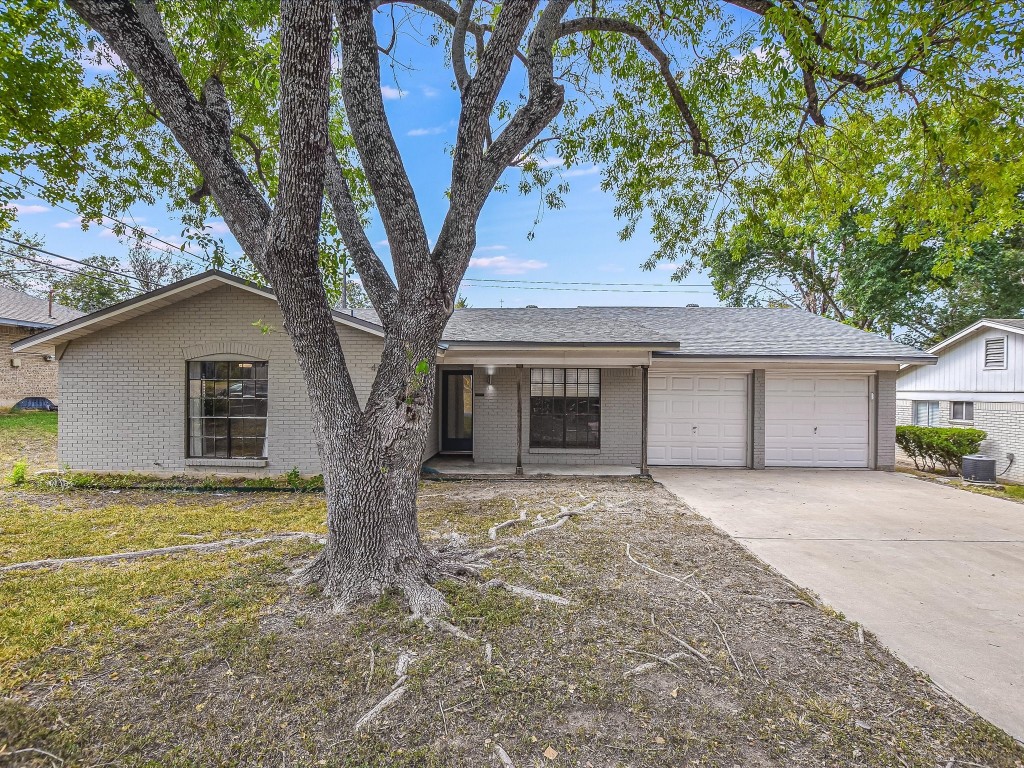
(13, 270, 933, 476)
(898, 318, 1024, 483)
(0, 286, 82, 407)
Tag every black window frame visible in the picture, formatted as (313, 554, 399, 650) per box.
(187, 360, 269, 459)
(951, 401, 974, 421)
(529, 368, 601, 449)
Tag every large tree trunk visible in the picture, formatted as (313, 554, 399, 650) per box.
(291, 322, 447, 615)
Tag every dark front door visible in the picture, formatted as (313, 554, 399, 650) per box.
(441, 370, 473, 453)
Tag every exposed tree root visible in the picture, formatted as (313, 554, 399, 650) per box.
(354, 650, 416, 733)
(625, 542, 715, 606)
(483, 578, 570, 606)
(1, 533, 324, 574)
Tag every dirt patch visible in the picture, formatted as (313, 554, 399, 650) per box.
(2, 479, 1022, 767)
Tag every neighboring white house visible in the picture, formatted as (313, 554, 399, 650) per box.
(897, 318, 1024, 483)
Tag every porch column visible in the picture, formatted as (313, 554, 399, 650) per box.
(515, 364, 524, 476)
(640, 364, 650, 477)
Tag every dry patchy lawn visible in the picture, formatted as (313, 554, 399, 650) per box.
(2, 478, 1022, 768)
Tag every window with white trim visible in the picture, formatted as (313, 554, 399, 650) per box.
(984, 336, 1007, 369)
(951, 401, 974, 421)
(913, 400, 940, 426)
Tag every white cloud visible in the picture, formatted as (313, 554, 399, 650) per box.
(469, 255, 547, 275)
(80, 42, 122, 73)
(206, 219, 231, 235)
(376, 238, 390, 248)
(421, 85, 440, 98)
(7, 202, 49, 215)
(55, 216, 83, 229)
(381, 84, 406, 100)
(563, 165, 600, 178)
(474, 244, 508, 253)
(655, 262, 679, 271)
(407, 125, 447, 137)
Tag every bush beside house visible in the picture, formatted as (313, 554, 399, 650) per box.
(896, 425, 986, 475)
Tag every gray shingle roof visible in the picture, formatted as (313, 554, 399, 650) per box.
(348, 304, 931, 360)
(988, 318, 1024, 331)
(0, 285, 82, 327)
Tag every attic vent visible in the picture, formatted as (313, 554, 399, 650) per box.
(984, 336, 1007, 369)
(685, 303, 699, 308)
(525, 304, 539, 309)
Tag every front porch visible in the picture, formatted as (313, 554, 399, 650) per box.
(422, 455, 642, 479)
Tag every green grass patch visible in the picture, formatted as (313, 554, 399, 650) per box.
(0, 409, 58, 436)
(0, 409, 58, 473)
(0, 494, 326, 566)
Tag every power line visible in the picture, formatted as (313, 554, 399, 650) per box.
(0, 248, 134, 291)
(1, 172, 210, 268)
(0, 236, 143, 285)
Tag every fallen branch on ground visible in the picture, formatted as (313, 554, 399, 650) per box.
(489, 500, 527, 539)
(483, 578, 570, 606)
(2, 532, 325, 573)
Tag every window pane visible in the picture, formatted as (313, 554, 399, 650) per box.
(966, 402, 974, 420)
(188, 360, 269, 458)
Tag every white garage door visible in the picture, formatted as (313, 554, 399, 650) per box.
(649, 373, 748, 466)
(765, 375, 870, 468)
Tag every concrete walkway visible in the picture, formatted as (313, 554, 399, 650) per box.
(654, 468, 1024, 741)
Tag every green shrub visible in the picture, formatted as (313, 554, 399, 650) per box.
(896, 425, 986, 475)
(7, 460, 27, 486)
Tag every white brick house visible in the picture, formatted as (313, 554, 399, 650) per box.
(13, 271, 934, 476)
(898, 318, 1024, 483)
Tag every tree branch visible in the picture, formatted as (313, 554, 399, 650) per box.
(452, 0, 475, 92)
(334, 0, 430, 292)
(558, 16, 715, 162)
(323, 147, 399, 323)
(66, 0, 271, 265)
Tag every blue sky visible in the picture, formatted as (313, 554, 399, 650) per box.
(4, 13, 720, 309)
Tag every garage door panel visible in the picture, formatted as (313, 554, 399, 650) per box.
(766, 375, 869, 468)
(649, 372, 748, 467)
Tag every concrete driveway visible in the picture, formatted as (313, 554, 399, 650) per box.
(655, 468, 1024, 741)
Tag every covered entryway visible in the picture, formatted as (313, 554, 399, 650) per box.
(765, 374, 869, 467)
(648, 372, 748, 466)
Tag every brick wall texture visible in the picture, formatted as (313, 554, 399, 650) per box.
(876, 370, 897, 470)
(751, 369, 766, 469)
(896, 397, 1024, 482)
(1, 324, 60, 407)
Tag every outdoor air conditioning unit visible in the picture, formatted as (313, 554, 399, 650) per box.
(962, 454, 997, 483)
